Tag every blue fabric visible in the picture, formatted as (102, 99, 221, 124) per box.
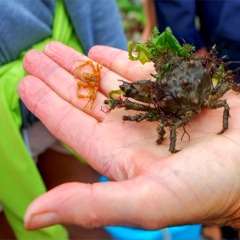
(0, 0, 55, 66)
(154, 0, 240, 49)
(104, 225, 202, 240)
(155, 0, 204, 50)
(99, 176, 202, 240)
(63, 0, 127, 53)
(154, 0, 240, 79)
(0, 0, 127, 66)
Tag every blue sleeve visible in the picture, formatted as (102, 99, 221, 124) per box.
(64, 0, 128, 53)
(154, 0, 205, 50)
(214, 1, 240, 42)
(0, 0, 55, 66)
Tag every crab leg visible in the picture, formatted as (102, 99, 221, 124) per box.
(123, 113, 151, 122)
(156, 123, 167, 144)
(123, 99, 153, 111)
(169, 126, 178, 153)
(207, 99, 230, 134)
(168, 111, 195, 153)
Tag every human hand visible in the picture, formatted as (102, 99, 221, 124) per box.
(18, 42, 240, 230)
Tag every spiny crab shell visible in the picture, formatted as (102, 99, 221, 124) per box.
(104, 27, 240, 153)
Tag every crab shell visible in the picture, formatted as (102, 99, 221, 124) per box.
(152, 59, 213, 116)
(120, 59, 213, 117)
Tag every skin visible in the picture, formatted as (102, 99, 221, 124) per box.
(142, 0, 157, 43)
(18, 42, 240, 231)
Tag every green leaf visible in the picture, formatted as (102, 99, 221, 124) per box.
(109, 90, 124, 99)
(128, 27, 195, 65)
(128, 41, 151, 64)
(149, 27, 188, 56)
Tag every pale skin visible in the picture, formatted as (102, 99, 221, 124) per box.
(141, 0, 157, 43)
(18, 42, 240, 230)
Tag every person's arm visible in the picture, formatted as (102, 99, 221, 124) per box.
(142, 0, 157, 42)
(19, 42, 240, 230)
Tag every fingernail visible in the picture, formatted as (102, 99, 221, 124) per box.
(18, 76, 34, 99)
(44, 41, 63, 55)
(44, 41, 73, 65)
(88, 45, 103, 59)
(24, 212, 60, 230)
(23, 50, 42, 74)
(18, 81, 25, 96)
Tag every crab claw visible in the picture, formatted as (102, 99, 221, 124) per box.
(119, 79, 152, 103)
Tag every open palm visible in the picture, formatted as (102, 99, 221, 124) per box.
(19, 42, 240, 230)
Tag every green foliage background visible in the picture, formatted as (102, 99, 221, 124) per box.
(117, 0, 145, 41)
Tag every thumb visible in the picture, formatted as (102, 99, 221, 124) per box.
(24, 180, 154, 230)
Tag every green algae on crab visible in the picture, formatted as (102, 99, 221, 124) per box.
(128, 27, 195, 64)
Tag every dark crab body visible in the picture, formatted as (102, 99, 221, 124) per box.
(104, 27, 239, 153)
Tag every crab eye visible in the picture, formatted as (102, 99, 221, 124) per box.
(119, 82, 130, 92)
(152, 96, 157, 102)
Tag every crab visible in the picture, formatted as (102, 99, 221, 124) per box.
(104, 27, 240, 153)
(74, 60, 102, 109)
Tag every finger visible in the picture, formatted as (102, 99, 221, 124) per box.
(24, 179, 170, 230)
(88, 45, 155, 81)
(24, 151, 240, 231)
(43, 41, 128, 95)
(18, 75, 101, 164)
(23, 49, 106, 121)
